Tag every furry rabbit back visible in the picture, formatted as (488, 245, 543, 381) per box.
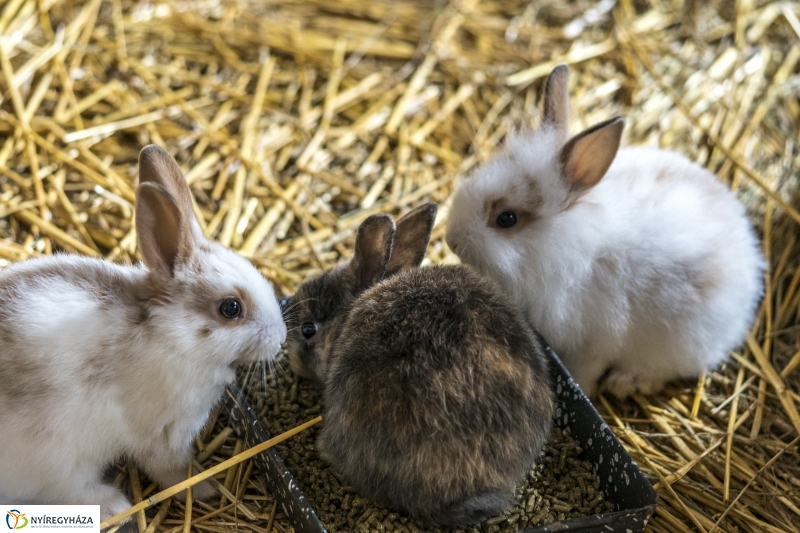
(0, 146, 286, 517)
(446, 64, 764, 398)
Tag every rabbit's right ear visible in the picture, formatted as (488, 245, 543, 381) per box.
(138, 145, 201, 236)
(385, 203, 437, 277)
(136, 183, 194, 276)
(560, 117, 624, 192)
(352, 214, 395, 293)
(542, 64, 570, 143)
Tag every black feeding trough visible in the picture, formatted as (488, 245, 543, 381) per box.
(224, 325, 657, 533)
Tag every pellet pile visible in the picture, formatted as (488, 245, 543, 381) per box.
(242, 365, 614, 533)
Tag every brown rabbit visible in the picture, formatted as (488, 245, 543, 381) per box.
(285, 204, 554, 527)
(286, 203, 437, 382)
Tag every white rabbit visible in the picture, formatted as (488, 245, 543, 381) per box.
(446, 64, 764, 398)
(0, 145, 286, 518)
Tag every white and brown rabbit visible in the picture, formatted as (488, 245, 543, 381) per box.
(286, 204, 554, 527)
(0, 145, 286, 518)
(446, 64, 764, 398)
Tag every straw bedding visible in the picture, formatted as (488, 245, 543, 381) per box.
(1, 0, 799, 532)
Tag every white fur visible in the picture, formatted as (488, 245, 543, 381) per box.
(0, 171, 285, 518)
(447, 125, 764, 397)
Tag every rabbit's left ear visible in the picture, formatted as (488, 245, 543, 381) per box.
(542, 64, 571, 143)
(560, 117, 624, 192)
(385, 203, 437, 278)
(352, 214, 396, 293)
(138, 145, 202, 237)
(136, 183, 193, 276)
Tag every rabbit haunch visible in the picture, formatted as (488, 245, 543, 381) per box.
(446, 64, 764, 398)
(0, 145, 286, 519)
(286, 204, 554, 527)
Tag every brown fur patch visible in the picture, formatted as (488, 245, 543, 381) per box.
(482, 178, 543, 234)
(641, 259, 720, 308)
(483, 197, 540, 233)
(0, 343, 53, 412)
(185, 275, 254, 329)
(687, 258, 721, 302)
(597, 254, 620, 275)
(481, 342, 532, 383)
(655, 168, 670, 182)
(81, 341, 124, 387)
(233, 285, 255, 322)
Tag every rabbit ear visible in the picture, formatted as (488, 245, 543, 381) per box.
(560, 117, 624, 192)
(136, 182, 194, 276)
(352, 214, 396, 293)
(138, 145, 201, 236)
(385, 203, 437, 277)
(542, 64, 570, 142)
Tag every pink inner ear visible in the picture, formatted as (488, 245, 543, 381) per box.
(560, 118, 624, 191)
(136, 183, 188, 276)
(564, 145, 602, 190)
(152, 208, 183, 274)
(138, 145, 197, 231)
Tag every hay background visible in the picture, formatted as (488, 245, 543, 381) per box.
(1, 0, 799, 532)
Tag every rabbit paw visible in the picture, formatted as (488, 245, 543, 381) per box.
(170, 480, 216, 502)
(191, 480, 216, 501)
(602, 369, 665, 398)
(91, 484, 133, 521)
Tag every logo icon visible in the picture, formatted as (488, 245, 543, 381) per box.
(6, 511, 27, 530)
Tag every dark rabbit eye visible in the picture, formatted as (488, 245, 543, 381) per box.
(219, 298, 242, 319)
(496, 211, 517, 228)
(301, 322, 317, 339)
